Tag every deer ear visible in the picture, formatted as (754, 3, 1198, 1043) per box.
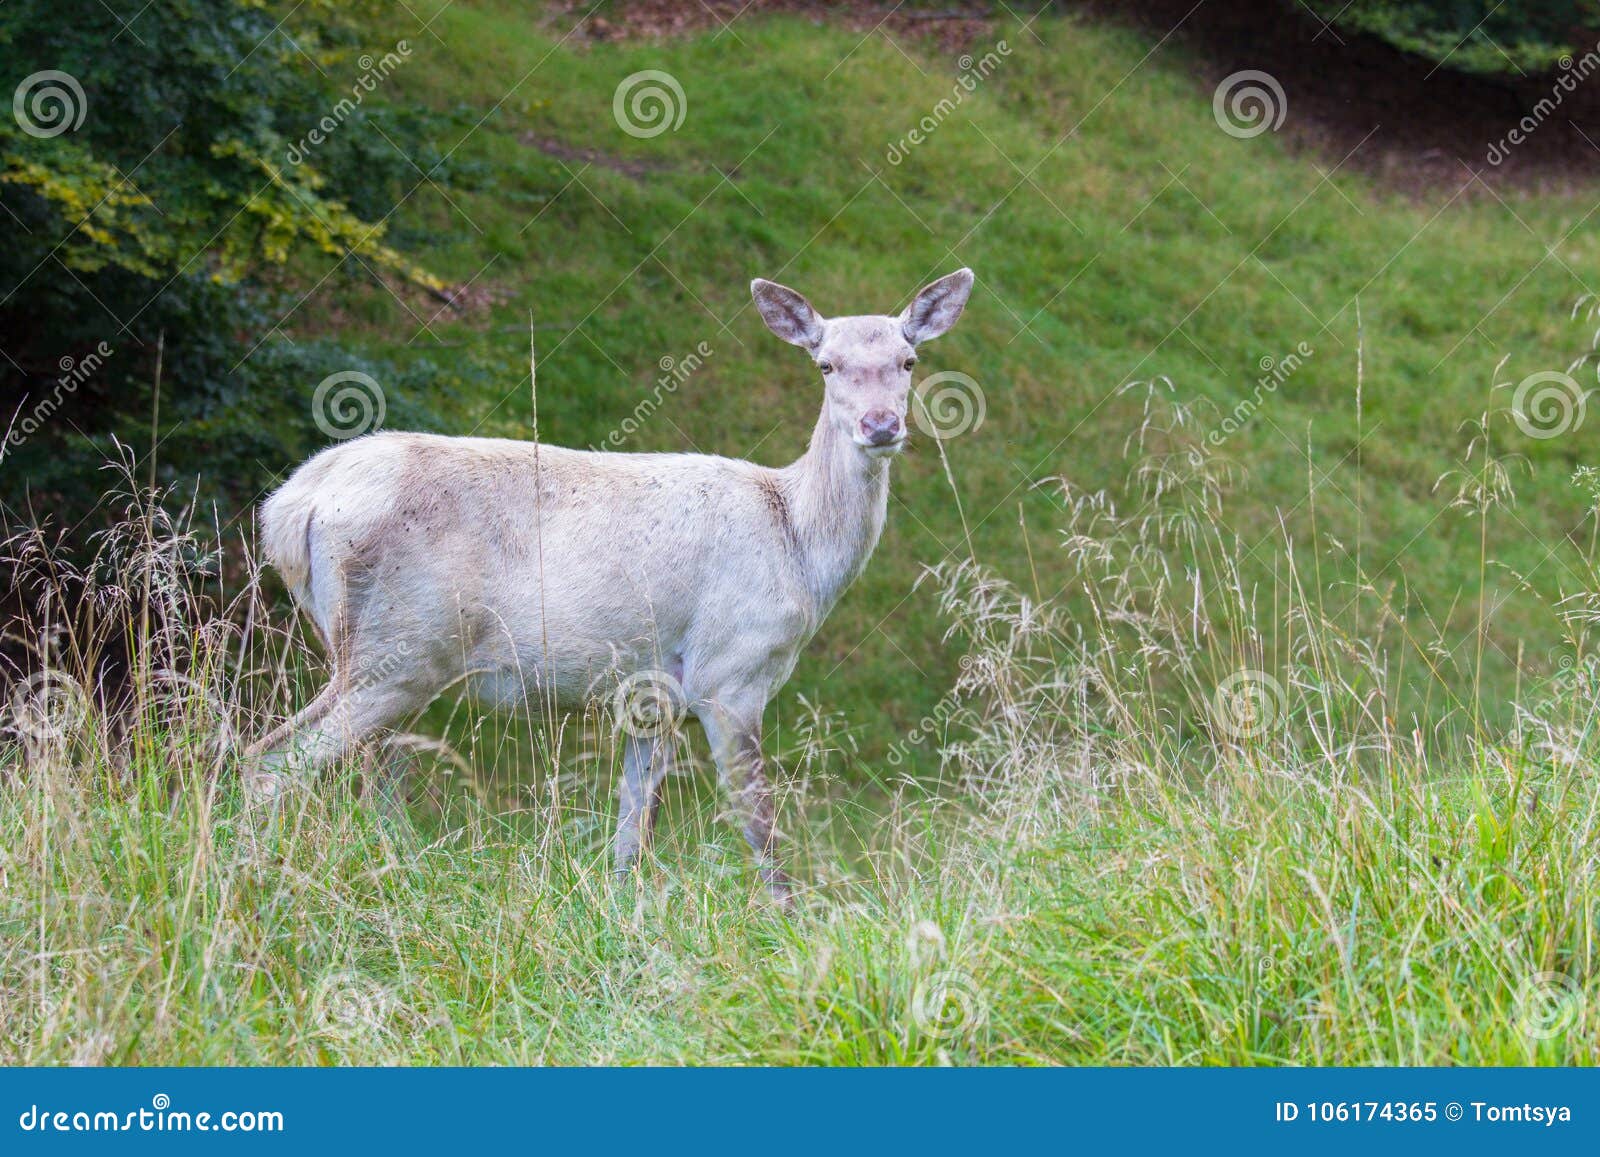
(752, 279, 825, 349)
(900, 268, 974, 345)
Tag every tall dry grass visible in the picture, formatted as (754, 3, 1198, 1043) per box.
(1, 382, 1597, 1064)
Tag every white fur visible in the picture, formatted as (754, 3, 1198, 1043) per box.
(250, 269, 974, 895)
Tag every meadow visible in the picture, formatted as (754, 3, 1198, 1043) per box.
(280, 0, 1600, 752)
(3, 0, 1599, 1064)
(4, 447, 1597, 1064)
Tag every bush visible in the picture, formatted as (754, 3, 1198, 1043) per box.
(0, 0, 457, 541)
(1292, 1, 1595, 75)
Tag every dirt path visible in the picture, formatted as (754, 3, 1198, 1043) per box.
(1090, 0, 1600, 200)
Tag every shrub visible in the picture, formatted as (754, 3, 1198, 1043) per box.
(1292, 1, 1594, 76)
(0, 0, 458, 542)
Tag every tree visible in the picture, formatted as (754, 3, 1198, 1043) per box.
(0, 0, 451, 537)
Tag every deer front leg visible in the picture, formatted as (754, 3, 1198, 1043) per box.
(613, 734, 673, 875)
(695, 699, 792, 906)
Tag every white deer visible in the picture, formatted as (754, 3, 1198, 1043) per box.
(248, 268, 975, 901)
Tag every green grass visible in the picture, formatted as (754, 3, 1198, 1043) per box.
(3, 443, 1597, 1063)
(5, 0, 1600, 1067)
(5, 663, 1596, 1064)
(275, 0, 1600, 766)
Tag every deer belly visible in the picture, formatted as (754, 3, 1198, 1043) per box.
(462, 609, 688, 714)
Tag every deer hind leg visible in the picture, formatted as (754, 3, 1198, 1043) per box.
(248, 544, 446, 795)
(246, 587, 438, 797)
(245, 549, 357, 784)
(695, 697, 791, 906)
(244, 676, 428, 798)
(613, 734, 675, 875)
(244, 684, 340, 768)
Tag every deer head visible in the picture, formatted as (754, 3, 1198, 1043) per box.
(751, 268, 974, 459)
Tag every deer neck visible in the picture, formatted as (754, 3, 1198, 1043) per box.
(779, 409, 891, 613)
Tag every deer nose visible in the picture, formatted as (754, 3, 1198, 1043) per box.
(860, 409, 902, 446)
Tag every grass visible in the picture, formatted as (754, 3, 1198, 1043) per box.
(3, 431, 1597, 1064)
(4, 1, 1600, 1066)
(5, 735, 1597, 1065)
(278, 0, 1600, 760)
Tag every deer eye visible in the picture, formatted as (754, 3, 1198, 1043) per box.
(818, 360, 835, 374)
(903, 357, 917, 371)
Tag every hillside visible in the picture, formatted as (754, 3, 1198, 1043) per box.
(274, 0, 1599, 770)
(8, 0, 1600, 1069)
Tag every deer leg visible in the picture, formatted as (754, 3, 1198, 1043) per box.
(613, 734, 673, 875)
(244, 683, 340, 764)
(364, 742, 415, 822)
(696, 700, 791, 906)
(244, 680, 424, 799)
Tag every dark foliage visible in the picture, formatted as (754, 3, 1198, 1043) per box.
(1293, 1, 1595, 76)
(0, 0, 455, 542)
